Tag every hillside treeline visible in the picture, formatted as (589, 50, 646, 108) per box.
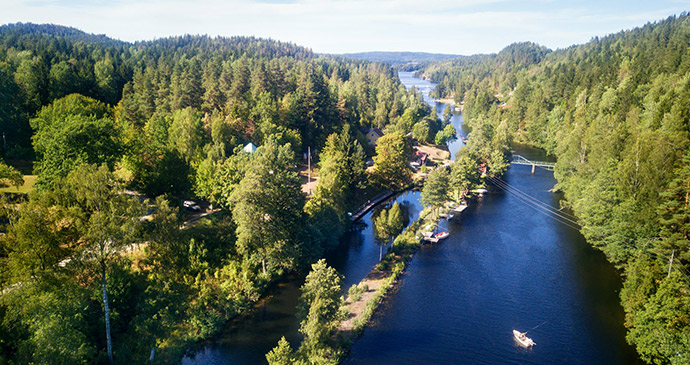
(0, 24, 430, 363)
(420, 14, 690, 363)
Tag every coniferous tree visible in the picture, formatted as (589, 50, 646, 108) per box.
(295, 259, 343, 362)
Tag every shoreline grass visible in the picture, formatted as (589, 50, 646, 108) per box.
(335, 206, 441, 360)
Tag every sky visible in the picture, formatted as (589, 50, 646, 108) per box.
(3, 0, 690, 55)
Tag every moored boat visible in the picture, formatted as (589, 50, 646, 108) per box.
(513, 329, 536, 347)
(434, 232, 449, 240)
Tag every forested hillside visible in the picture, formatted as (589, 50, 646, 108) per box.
(340, 51, 461, 66)
(0, 23, 432, 363)
(419, 14, 690, 363)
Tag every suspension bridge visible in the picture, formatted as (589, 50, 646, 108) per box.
(511, 154, 556, 172)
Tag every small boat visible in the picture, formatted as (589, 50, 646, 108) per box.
(434, 232, 449, 240)
(513, 330, 536, 347)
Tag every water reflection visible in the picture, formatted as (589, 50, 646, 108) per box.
(346, 158, 640, 365)
(398, 71, 465, 159)
(183, 191, 423, 364)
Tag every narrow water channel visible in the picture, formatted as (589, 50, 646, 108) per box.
(182, 191, 423, 364)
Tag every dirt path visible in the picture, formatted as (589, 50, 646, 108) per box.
(298, 164, 318, 195)
(179, 208, 221, 230)
(339, 274, 387, 334)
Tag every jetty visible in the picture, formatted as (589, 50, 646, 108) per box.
(420, 201, 469, 243)
(438, 202, 468, 220)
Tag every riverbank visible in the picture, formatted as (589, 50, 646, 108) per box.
(334, 200, 458, 358)
(181, 189, 425, 364)
(345, 158, 639, 364)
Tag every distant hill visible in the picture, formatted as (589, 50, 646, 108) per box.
(339, 51, 461, 65)
(0, 22, 127, 46)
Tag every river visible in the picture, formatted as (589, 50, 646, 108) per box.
(397, 71, 466, 159)
(183, 71, 639, 364)
(343, 72, 640, 364)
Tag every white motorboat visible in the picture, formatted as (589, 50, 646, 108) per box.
(513, 329, 536, 347)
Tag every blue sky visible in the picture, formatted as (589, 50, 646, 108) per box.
(4, 0, 690, 54)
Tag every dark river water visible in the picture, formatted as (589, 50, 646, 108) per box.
(182, 191, 424, 364)
(345, 155, 639, 364)
(343, 73, 640, 364)
(183, 71, 639, 364)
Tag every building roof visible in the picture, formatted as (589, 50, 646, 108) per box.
(362, 127, 384, 137)
(243, 142, 257, 153)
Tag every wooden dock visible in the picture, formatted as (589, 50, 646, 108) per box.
(438, 202, 468, 220)
(451, 204, 467, 214)
(350, 191, 396, 222)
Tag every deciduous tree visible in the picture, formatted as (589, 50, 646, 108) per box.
(30, 94, 122, 189)
(231, 138, 307, 276)
(370, 132, 412, 191)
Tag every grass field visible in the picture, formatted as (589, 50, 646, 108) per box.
(0, 175, 37, 194)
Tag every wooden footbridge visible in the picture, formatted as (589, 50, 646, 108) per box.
(511, 154, 556, 172)
(350, 191, 395, 222)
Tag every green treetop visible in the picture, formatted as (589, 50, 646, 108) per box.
(306, 125, 367, 249)
(657, 150, 690, 264)
(370, 131, 413, 191)
(30, 94, 122, 189)
(449, 150, 481, 202)
(421, 167, 450, 218)
(295, 259, 343, 363)
(231, 137, 307, 277)
(373, 203, 404, 261)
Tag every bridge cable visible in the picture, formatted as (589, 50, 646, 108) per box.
(487, 170, 690, 287)
(490, 178, 581, 223)
(488, 177, 690, 287)
(487, 177, 580, 227)
(492, 176, 690, 286)
(490, 175, 580, 222)
(487, 177, 582, 228)
(486, 177, 582, 231)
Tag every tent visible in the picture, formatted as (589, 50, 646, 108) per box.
(243, 142, 257, 153)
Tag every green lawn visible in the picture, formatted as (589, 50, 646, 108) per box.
(0, 175, 37, 194)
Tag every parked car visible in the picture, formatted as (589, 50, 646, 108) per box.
(183, 200, 201, 212)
